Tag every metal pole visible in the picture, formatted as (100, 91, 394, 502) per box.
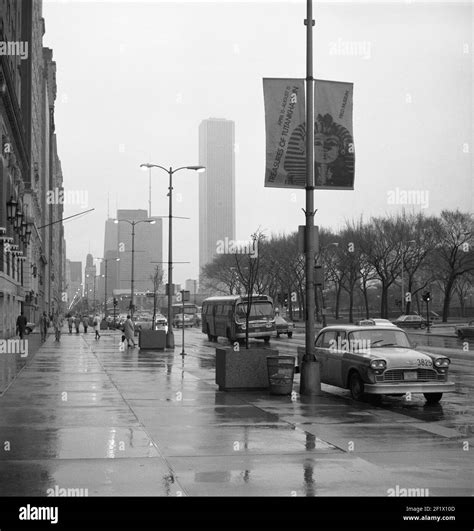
(181, 290, 185, 355)
(104, 259, 108, 319)
(401, 250, 404, 314)
(148, 167, 152, 218)
(300, 0, 320, 395)
(131, 223, 135, 319)
(167, 168, 175, 348)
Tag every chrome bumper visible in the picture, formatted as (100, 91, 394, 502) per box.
(364, 382, 455, 394)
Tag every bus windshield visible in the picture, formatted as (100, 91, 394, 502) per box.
(236, 302, 273, 322)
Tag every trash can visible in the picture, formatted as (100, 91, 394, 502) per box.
(266, 356, 295, 395)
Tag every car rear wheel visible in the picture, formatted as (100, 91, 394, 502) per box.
(287, 331, 293, 338)
(263, 336, 270, 343)
(424, 392, 442, 405)
(420, 322, 426, 329)
(349, 372, 365, 401)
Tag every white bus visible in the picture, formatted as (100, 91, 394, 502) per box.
(201, 295, 275, 343)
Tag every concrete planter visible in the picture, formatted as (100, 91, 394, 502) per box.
(215, 346, 278, 391)
(139, 330, 167, 350)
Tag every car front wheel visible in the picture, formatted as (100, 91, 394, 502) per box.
(349, 372, 365, 401)
(420, 323, 426, 329)
(424, 393, 442, 405)
(287, 331, 293, 338)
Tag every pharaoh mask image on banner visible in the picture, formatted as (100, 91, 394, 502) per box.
(264, 78, 355, 190)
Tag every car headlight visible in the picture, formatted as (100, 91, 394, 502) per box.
(370, 359, 387, 370)
(434, 357, 450, 368)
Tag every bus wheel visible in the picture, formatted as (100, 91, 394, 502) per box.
(263, 336, 270, 343)
(226, 329, 233, 343)
(206, 327, 212, 341)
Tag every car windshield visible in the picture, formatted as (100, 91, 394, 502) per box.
(236, 302, 273, 321)
(348, 329, 412, 349)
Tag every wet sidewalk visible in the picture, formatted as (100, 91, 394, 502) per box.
(0, 330, 472, 496)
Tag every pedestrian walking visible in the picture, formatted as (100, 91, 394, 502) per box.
(75, 315, 80, 334)
(82, 315, 88, 334)
(123, 315, 136, 348)
(39, 311, 48, 342)
(67, 315, 74, 334)
(16, 311, 27, 339)
(53, 313, 62, 342)
(93, 314, 101, 340)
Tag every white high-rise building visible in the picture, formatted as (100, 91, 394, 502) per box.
(199, 118, 236, 273)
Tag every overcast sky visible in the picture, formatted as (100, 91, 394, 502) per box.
(43, 0, 473, 284)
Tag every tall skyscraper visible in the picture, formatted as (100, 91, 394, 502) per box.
(199, 118, 235, 273)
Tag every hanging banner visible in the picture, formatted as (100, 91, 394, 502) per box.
(313, 79, 354, 189)
(263, 78, 306, 189)
(263, 78, 355, 190)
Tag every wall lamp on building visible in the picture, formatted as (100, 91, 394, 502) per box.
(19, 218, 32, 245)
(14, 208, 24, 232)
(6, 195, 17, 222)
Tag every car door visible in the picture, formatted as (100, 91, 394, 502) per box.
(315, 331, 337, 384)
(326, 330, 346, 387)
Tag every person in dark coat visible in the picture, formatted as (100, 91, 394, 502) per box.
(39, 311, 48, 342)
(16, 312, 27, 339)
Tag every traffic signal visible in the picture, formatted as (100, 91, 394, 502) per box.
(422, 292, 431, 302)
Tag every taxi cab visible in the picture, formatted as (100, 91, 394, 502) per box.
(312, 323, 455, 404)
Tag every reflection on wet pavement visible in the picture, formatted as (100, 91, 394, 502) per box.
(0, 328, 472, 496)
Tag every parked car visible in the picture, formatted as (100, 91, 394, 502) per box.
(296, 324, 454, 404)
(173, 313, 194, 328)
(455, 320, 474, 340)
(275, 315, 295, 338)
(154, 314, 168, 333)
(393, 314, 428, 329)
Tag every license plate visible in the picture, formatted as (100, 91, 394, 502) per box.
(404, 371, 418, 381)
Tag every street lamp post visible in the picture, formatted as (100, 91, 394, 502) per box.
(140, 163, 205, 348)
(114, 218, 155, 319)
(94, 257, 120, 320)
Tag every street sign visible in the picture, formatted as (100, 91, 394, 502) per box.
(314, 265, 324, 286)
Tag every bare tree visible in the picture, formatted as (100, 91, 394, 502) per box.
(232, 230, 266, 348)
(430, 210, 474, 321)
(149, 265, 163, 325)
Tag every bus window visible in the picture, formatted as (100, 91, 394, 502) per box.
(236, 302, 273, 321)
